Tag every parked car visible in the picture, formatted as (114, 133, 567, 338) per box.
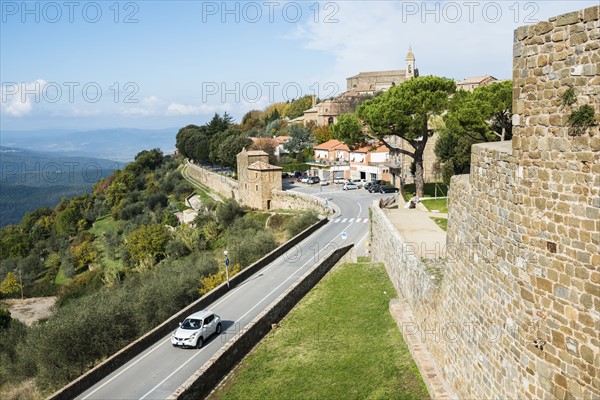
(343, 182, 358, 190)
(350, 179, 367, 188)
(379, 185, 399, 193)
(368, 184, 382, 193)
(307, 176, 320, 184)
(301, 176, 310, 183)
(334, 177, 347, 184)
(320, 180, 330, 186)
(171, 310, 222, 349)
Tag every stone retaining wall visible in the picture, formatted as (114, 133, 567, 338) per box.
(186, 163, 239, 201)
(271, 189, 329, 214)
(372, 7, 599, 400)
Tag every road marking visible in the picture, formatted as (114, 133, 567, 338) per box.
(349, 218, 355, 223)
(333, 218, 340, 223)
(139, 238, 333, 400)
(341, 218, 348, 223)
(81, 337, 172, 399)
(363, 219, 369, 223)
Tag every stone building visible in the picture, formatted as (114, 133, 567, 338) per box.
(346, 47, 418, 94)
(292, 48, 418, 127)
(236, 148, 282, 210)
(455, 75, 498, 91)
(371, 6, 599, 400)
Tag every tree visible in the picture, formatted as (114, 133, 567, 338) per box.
(473, 80, 513, 141)
(241, 110, 265, 132)
(134, 149, 164, 171)
(285, 95, 313, 119)
(217, 131, 253, 169)
(357, 76, 456, 197)
(216, 198, 244, 227)
(206, 112, 234, 136)
(312, 124, 333, 144)
(331, 114, 365, 150)
(0, 272, 21, 298)
(436, 80, 513, 180)
(125, 224, 170, 267)
(283, 124, 315, 157)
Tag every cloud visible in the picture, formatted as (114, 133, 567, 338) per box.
(291, 1, 598, 83)
(1, 79, 47, 117)
(166, 102, 231, 116)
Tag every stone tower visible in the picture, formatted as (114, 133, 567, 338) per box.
(405, 46, 415, 79)
(236, 148, 282, 210)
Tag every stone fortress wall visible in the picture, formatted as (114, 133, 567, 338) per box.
(371, 7, 599, 399)
(186, 162, 327, 213)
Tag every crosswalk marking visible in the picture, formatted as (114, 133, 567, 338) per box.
(331, 217, 369, 224)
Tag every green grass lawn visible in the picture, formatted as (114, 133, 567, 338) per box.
(403, 183, 448, 201)
(89, 216, 119, 236)
(430, 217, 448, 232)
(209, 262, 429, 400)
(421, 198, 448, 214)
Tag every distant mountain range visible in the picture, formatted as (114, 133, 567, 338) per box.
(0, 146, 125, 227)
(1, 128, 178, 162)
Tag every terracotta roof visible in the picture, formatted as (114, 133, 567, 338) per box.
(247, 161, 282, 171)
(314, 139, 350, 151)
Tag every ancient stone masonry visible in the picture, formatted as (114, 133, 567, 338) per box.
(371, 7, 599, 400)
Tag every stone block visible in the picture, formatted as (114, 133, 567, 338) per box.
(556, 12, 580, 27)
(582, 6, 599, 22)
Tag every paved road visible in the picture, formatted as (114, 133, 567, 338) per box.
(77, 183, 390, 399)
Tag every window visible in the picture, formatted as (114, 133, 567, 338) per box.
(204, 315, 214, 325)
(256, 185, 259, 191)
(328, 116, 334, 125)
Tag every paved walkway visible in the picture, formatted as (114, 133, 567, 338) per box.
(382, 201, 448, 259)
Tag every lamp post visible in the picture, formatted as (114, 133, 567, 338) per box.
(224, 250, 230, 288)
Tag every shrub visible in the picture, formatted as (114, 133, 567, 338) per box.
(284, 211, 319, 238)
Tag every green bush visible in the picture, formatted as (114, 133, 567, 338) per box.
(284, 211, 319, 238)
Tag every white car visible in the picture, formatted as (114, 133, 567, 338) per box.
(350, 179, 367, 188)
(171, 310, 222, 349)
(343, 182, 358, 190)
(334, 177, 347, 184)
(320, 180, 330, 186)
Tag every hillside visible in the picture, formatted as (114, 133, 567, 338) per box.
(0, 147, 122, 227)
(0, 148, 318, 398)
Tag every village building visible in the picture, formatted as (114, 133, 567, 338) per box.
(292, 48, 418, 127)
(249, 136, 291, 158)
(308, 139, 393, 184)
(455, 75, 498, 91)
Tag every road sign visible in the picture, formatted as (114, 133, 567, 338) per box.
(225, 257, 230, 267)
(341, 231, 347, 240)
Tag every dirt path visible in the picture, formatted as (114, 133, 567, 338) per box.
(2, 296, 58, 326)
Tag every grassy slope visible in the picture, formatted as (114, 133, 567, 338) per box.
(210, 262, 429, 400)
(420, 198, 448, 213)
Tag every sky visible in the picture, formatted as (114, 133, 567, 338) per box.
(1, 0, 597, 131)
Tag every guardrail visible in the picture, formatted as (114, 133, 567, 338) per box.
(47, 218, 329, 400)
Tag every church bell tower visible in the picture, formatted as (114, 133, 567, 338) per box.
(406, 46, 415, 79)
